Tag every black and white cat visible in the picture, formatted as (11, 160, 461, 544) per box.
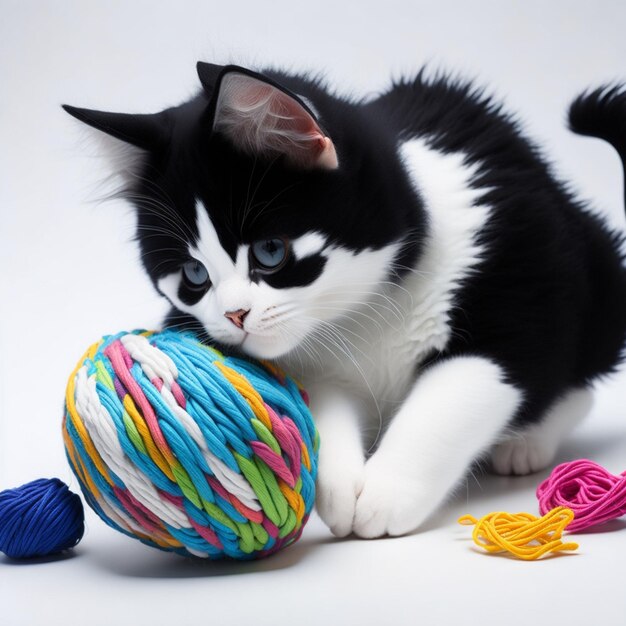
(64, 63, 626, 538)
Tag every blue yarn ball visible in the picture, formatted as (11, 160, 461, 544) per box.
(0, 478, 84, 559)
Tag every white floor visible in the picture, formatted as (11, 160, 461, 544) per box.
(2, 2, 626, 625)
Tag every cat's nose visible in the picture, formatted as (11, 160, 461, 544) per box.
(224, 308, 250, 329)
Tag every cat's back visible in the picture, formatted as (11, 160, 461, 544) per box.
(367, 73, 626, 418)
(368, 71, 557, 180)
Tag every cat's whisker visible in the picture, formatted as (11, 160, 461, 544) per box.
(239, 154, 281, 229)
(131, 208, 193, 242)
(305, 303, 387, 335)
(261, 301, 386, 342)
(305, 321, 384, 441)
(138, 252, 184, 275)
(125, 171, 178, 208)
(134, 225, 190, 250)
(272, 322, 311, 371)
(258, 303, 300, 324)
(321, 318, 373, 349)
(246, 181, 302, 229)
(125, 193, 195, 241)
(130, 202, 188, 236)
(301, 306, 383, 339)
(239, 154, 259, 233)
(318, 297, 402, 328)
(284, 324, 325, 371)
(310, 318, 374, 366)
(319, 287, 405, 320)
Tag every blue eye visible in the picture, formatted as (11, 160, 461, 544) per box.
(182, 259, 210, 290)
(251, 238, 289, 271)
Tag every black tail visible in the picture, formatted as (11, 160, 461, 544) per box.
(569, 85, 626, 208)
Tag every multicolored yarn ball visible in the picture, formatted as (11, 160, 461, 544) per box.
(537, 459, 626, 532)
(0, 478, 84, 559)
(63, 329, 319, 559)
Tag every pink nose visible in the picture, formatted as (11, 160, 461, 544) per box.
(224, 309, 249, 329)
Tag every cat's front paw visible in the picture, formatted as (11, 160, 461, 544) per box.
(352, 461, 428, 538)
(316, 461, 365, 538)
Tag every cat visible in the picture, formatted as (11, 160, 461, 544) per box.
(64, 62, 626, 538)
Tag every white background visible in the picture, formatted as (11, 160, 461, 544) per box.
(2, 1, 626, 624)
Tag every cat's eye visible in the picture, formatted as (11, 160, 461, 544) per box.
(250, 237, 289, 272)
(182, 259, 211, 290)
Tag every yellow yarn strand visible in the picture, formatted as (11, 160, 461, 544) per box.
(121, 394, 176, 481)
(458, 507, 579, 560)
(214, 361, 272, 430)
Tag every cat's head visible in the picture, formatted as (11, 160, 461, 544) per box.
(64, 62, 422, 359)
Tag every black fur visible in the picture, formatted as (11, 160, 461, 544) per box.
(569, 85, 626, 206)
(64, 66, 626, 429)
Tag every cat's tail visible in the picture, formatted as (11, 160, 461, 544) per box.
(569, 85, 626, 207)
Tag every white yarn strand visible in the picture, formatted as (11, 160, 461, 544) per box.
(74, 366, 189, 529)
(121, 333, 179, 384)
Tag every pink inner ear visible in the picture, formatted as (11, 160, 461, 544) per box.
(214, 73, 338, 169)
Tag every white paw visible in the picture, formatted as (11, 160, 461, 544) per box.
(315, 461, 364, 537)
(352, 462, 428, 538)
(491, 434, 555, 476)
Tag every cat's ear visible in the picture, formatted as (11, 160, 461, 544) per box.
(197, 62, 338, 170)
(61, 105, 170, 151)
(62, 105, 172, 190)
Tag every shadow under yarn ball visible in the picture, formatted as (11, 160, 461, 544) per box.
(63, 329, 319, 560)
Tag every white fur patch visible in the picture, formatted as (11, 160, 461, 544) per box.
(189, 201, 238, 283)
(394, 138, 491, 358)
(291, 232, 326, 259)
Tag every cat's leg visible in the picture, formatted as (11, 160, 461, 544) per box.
(308, 384, 366, 537)
(490, 387, 593, 476)
(352, 356, 522, 538)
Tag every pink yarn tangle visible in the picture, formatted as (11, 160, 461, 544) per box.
(537, 459, 626, 532)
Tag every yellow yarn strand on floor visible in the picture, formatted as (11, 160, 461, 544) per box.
(458, 507, 579, 560)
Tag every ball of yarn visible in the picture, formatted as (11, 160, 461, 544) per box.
(0, 478, 84, 559)
(63, 329, 319, 559)
(537, 459, 626, 532)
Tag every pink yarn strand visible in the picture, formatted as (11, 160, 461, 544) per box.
(537, 459, 626, 532)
